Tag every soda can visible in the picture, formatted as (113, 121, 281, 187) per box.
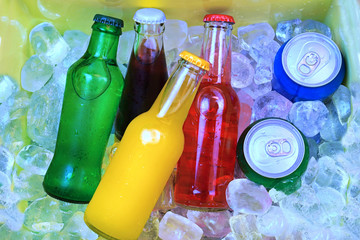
(237, 118, 309, 194)
(272, 32, 345, 102)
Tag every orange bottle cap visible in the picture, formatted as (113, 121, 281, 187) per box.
(179, 51, 210, 71)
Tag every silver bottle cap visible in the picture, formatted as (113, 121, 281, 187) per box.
(133, 8, 166, 24)
(282, 32, 342, 87)
(243, 118, 305, 178)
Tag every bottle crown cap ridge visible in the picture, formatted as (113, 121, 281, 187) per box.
(133, 8, 166, 24)
(203, 14, 235, 24)
(93, 14, 124, 28)
(179, 51, 210, 71)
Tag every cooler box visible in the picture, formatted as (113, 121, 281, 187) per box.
(0, 0, 359, 238)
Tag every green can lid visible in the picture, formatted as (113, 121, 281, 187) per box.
(93, 14, 124, 28)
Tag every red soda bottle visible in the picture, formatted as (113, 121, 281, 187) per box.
(174, 14, 241, 210)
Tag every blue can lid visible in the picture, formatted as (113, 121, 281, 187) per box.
(133, 8, 166, 24)
(282, 32, 342, 88)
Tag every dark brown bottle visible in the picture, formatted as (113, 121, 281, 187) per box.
(115, 8, 168, 140)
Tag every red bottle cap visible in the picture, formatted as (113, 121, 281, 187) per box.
(203, 14, 235, 24)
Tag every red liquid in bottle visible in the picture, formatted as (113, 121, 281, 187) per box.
(174, 16, 242, 210)
(115, 24, 168, 140)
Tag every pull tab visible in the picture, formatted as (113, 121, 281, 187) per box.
(297, 51, 321, 76)
(265, 139, 293, 157)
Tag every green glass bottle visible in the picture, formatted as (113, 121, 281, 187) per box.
(43, 14, 124, 203)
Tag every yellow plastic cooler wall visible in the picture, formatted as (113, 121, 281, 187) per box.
(0, 0, 359, 91)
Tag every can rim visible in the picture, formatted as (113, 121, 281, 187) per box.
(243, 118, 305, 179)
(282, 32, 342, 88)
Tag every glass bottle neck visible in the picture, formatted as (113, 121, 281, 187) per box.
(132, 22, 165, 64)
(150, 59, 206, 126)
(85, 22, 121, 60)
(201, 22, 233, 84)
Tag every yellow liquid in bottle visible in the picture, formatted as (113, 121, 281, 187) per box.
(84, 61, 204, 240)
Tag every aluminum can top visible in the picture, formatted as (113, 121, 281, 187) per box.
(282, 32, 342, 87)
(243, 118, 306, 179)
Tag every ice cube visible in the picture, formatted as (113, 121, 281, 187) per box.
(12, 168, 46, 201)
(295, 19, 332, 39)
(226, 179, 272, 215)
(186, 26, 204, 44)
(0, 118, 31, 155)
(58, 201, 86, 224)
(253, 91, 292, 120)
(316, 187, 345, 224)
(164, 20, 188, 51)
(288, 101, 329, 137)
(61, 46, 86, 68)
(302, 157, 318, 185)
(229, 214, 262, 240)
(318, 141, 344, 157)
(232, 35, 241, 53)
(249, 36, 280, 63)
(268, 188, 287, 204)
(238, 102, 253, 136)
(222, 232, 236, 240)
(139, 211, 160, 240)
(0, 224, 35, 240)
(275, 19, 302, 43)
(253, 58, 273, 85)
(24, 196, 64, 233)
(0, 91, 30, 125)
(0, 202, 25, 231)
(0, 171, 17, 206)
(231, 52, 254, 89)
(348, 172, 360, 198)
(60, 211, 98, 240)
(293, 225, 333, 240)
(320, 102, 347, 142)
(27, 77, 64, 151)
(328, 226, 359, 240)
(15, 145, 53, 176)
(41, 232, 65, 240)
(166, 48, 181, 75)
(0, 146, 15, 177)
(256, 206, 288, 237)
(0, 75, 18, 104)
(279, 185, 329, 226)
(116, 30, 135, 65)
(237, 22, 275, 51)
(342, 111, 360, 147)
(52, 62, 67, 90)
(29, 22, 70, 65)
(331, 85, 351, 124)
(21, 55, 53, 92)
(242, 81, 272, 100)
(307, 137, 319, 159)
(276, 19, 331, 43)
(342, 198, 360, 237)
(180, 26, 203, 56)
(158, 211, 203, 240)
(170, 206, 188, 217)
(63, 30, 89, 49)
(314, 156, 349, 195)
(186, 210, 231, 238)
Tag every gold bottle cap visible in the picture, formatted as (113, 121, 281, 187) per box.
(179, 51, 210, 71)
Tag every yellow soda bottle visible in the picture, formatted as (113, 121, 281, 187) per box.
(84, 51, 209, 240)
